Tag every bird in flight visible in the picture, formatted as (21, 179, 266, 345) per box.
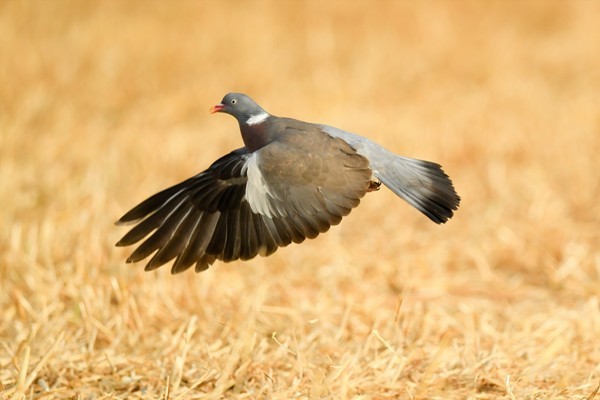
(116, 93, 460, 274)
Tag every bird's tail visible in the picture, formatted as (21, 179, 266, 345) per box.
(375, 156, 460, 224)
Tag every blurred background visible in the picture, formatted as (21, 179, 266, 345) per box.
(1, 1, 599, 398)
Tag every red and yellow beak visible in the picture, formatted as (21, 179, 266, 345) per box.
(209, 103, 224, 114)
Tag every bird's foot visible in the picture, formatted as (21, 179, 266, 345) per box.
(367, 180, 381, 192)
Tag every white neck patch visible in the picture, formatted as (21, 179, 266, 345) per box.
(246, 112, 269, 126)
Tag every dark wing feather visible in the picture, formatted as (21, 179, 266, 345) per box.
(116, 127, 373, 274)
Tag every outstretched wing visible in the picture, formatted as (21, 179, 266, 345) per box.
(116, 133, 372, 274)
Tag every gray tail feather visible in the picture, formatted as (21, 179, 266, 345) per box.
(376, 157, 460, 224)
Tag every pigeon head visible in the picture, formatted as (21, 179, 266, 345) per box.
(210, 93, 269, 126)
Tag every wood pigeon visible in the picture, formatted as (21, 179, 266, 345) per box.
(116, 93, 460, 274)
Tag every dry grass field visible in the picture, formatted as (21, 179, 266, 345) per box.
(1, 1, 600, 399)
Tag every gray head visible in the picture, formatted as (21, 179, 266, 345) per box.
(210, 93, 269, 126)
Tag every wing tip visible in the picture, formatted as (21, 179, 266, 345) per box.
(115, 217, 135, 226)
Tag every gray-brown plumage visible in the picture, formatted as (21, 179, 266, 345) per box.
(116, 93, 460, 273)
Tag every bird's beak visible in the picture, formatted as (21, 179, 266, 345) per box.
(209, 103, 224, 114)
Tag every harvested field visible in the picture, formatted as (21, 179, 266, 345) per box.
(1, 1, 599, 398)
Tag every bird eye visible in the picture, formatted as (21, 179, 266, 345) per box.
(231, 99, 237, 104)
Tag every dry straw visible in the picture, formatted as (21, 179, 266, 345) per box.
(1, 1, 599, 399)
